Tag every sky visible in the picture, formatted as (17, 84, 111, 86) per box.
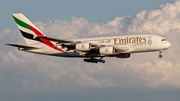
(1, 0, 180, 101)
(0, 0, 174, 30)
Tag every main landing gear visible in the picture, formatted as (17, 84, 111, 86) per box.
(84, 57, 105, 63)
(158, 50, 163, 58)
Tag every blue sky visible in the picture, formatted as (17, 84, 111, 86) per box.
(0, 0, 174, 31)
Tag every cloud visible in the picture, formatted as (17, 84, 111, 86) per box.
(1, 1, 180, 94)
(128, 0, 180, 34)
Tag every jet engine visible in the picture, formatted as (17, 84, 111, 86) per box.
(99, 46, 115, 55)
(75, 43, 91, 51)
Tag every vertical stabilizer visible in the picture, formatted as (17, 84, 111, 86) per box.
(12, 13, 45, 45)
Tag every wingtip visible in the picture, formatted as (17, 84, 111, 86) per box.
(5, 43, 13, 46)
(5, 43, 10, 45)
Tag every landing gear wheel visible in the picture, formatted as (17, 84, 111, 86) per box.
(101, 60, 105, 63)
(94, 59, 98, 63)
(84, 59, 87, 62)
(158, 55, 162, 58)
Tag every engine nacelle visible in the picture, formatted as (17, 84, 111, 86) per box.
(75, 43, 91, 51)
(116, 53, 131, 58)
(99, 46, 115, 55)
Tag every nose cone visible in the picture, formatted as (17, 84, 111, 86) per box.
(166, 41, 171, 48)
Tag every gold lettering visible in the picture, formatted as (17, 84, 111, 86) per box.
(139, 38, 142, 43)
(114, 38, 119, 45)
(126, 37, 129, 44)
(120, 38, 127, 45)
(136, 37, 139, 43)
(131, 38, 135, 43)
(113, 37, 147, 45)
(128, 38, 132, 44)
(140, 37, 146, 43)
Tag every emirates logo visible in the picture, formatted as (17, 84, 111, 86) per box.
(105, 48, 108, 53)
(82, 44, 85, 49)
(148, 36, 152, 46)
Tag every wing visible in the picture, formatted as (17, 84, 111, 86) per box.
(114, 46, 134, 53)
(38, 36, 81, 51)
(83, 44, 134, 56)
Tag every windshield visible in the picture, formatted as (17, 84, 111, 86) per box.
(161, 39, 166, 41)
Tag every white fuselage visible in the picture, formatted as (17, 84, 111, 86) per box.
(23, 34, 171, 58)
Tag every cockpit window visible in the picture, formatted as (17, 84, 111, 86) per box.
(161, 39, 166, 41)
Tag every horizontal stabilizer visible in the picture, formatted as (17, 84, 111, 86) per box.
(6, 43, 40, 49)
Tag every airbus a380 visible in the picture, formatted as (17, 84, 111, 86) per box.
(6, 13, 171, 63)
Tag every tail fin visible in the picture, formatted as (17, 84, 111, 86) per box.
(12, 13, 45, 45)
(12, 13, 65, 52)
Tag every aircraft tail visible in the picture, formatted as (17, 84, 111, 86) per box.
(12, 13, 65, 52)
(12, 13, 45, 45)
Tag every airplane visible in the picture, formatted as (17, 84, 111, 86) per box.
(6, 13, 171, 63)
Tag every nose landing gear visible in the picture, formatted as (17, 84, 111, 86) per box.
(158, 50, 163, 58)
